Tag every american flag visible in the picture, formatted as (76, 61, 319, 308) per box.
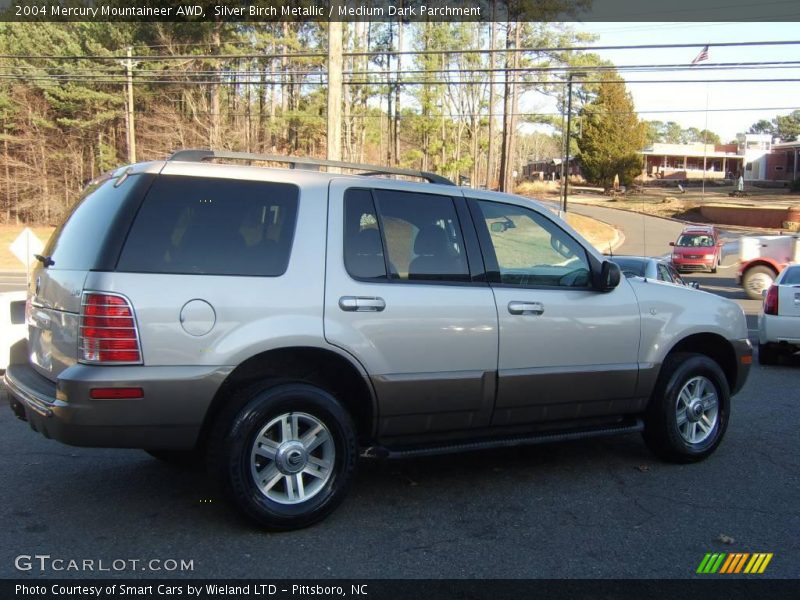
(691, 46, 710, 65)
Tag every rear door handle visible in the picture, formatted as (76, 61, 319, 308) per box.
(339, 296, 386, 312)
(508, 301, 544, 316)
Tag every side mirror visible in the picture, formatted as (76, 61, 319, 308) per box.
(691, 282, 700, 290)
(490, 222, 505, 233)
(669, 242, 675, 247)
(598, 260, 621, 292)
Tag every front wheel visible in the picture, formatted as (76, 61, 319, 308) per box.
(209, 382, 357, 530)
(643, 353, 730, 463)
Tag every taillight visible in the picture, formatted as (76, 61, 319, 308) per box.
(79, 292, 142, 364)
(763, 285, 779, 316)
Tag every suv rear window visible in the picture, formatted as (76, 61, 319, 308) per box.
(117, 175, 298, 276)
(42, 173, 149, 271)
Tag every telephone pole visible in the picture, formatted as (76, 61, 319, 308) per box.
(326, 22, 343, 162)
(125, 46, 136, 163)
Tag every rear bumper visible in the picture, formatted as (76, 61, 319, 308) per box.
(4, 362, 232, 449)
(731, 338, 753, 395)
(758, 313, 800, 347)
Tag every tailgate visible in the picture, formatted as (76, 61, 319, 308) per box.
(28, 269, 87, 382)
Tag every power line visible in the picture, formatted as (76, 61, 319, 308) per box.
(2, 39, 799, 61)
(2, 74, 800, 86)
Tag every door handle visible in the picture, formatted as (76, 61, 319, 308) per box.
(508, 301, 544, 316)
(339, 296, 386, 312)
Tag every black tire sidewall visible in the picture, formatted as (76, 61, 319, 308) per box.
(223, 383, 357, 529)
(649, 355, 730, 461)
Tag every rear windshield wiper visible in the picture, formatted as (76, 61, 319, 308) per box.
(34, 254, 54, 268)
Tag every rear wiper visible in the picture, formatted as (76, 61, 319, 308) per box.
(34, 254, 54, 267)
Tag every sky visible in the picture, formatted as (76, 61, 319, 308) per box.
(558, 21, 800, 143)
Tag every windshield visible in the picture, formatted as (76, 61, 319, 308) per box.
(612, 258, 647, 277)
(676, 234, 714, 247)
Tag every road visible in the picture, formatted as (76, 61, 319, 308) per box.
(0, 209, 797, 580)
(0, 271, 27, 293)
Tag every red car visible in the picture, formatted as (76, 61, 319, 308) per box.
(670, 226, 722, 273)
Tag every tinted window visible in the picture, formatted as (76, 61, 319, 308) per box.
(118, 176, 298, 276)
(42, 174, 141, 271)
(782, 266, 800, 285)
(373, 190, 469, 283)
(343, 189, 387, 280)
(476, 201, 590, 288)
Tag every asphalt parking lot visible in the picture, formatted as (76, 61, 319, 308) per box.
(0, 245, 797, 580)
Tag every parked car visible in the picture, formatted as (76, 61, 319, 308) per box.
(612, 256, 700, 289)
(4, 150, 752, 530)
(670, 225, 722, 274)
(758, 264, 800, 365)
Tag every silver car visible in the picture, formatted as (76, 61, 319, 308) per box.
(4, 150, 752, 530)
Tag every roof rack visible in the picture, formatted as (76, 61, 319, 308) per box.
(168, 149, 455, 186)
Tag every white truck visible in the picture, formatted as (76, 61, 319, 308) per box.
(737, 235, 800, 300)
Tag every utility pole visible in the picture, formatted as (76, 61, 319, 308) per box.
(327, 21, 343, 162)
(561, 72, 585, 213)
(125, 47, 136, 163)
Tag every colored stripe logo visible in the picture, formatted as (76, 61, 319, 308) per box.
(697, 553, 773, 574)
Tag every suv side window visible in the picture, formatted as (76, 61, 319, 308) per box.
(474, 200, 591, 288)
(117, 175, 298, 276)
(343, 188, 470, 283)
(343, 189, 387, 280)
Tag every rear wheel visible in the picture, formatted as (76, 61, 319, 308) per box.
(209, 382, 357, 530)
(742, 266, 776, 300)
(643, 353, 730, 463)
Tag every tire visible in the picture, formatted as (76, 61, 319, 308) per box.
(643, 353, 730, 463)
(758, 344, 779, 366)
(144, 449, 205, 467)
(742, 266, 776, 301)
(209, 382, 357, 530)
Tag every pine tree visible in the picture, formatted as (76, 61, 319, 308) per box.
(578, 73, 646, 188)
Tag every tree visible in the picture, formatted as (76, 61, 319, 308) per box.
(747, 111, 800, 141)
(643, 120, 721, 145)
(577, 73, 646, 188)
(775, 110, 800, 141)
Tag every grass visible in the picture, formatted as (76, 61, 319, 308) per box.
(563, 212, 619, 252)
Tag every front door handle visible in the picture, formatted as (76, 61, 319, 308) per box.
(508, 301, 544, 316)
(339, 296, 386, 312)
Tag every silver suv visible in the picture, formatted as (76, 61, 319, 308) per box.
(5, 150, 752, 530)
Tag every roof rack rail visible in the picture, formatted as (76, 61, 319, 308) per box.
(168, 149, 455, 186)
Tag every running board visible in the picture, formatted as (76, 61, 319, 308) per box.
(362, 419, 644, 459)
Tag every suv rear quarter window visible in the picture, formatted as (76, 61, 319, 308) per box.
(42, 173, 153, 271)
(117, 175, 298, 277)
